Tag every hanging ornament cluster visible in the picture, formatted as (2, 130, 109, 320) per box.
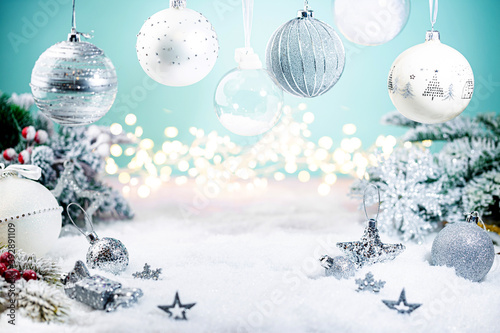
(67, 203, 129, 275)
(332, 0, 410, 46)
(214, 0, 283, 136)
(30, 0, 117, 126)
(0, 164, 62, 257)
(388, 0, 474, 124)
(431, 212, 495, 282)
(136, 0, 219, 87)
(266, 0, 345, 98)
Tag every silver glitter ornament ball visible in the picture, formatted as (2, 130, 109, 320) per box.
(30, 38, 117, 126)
(87, 237, 129, 275)
(431, 221, 495, 282)
(266, 8, 345, 98)
(319, 255, 356, 279)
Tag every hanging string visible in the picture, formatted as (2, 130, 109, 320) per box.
(363, 184, 380, 222)
(67, 202, 98, 242)
(71, 0, 76, 31)
(304, 0, 309, 11)
(242, 0, 254, 49)
(429, 0, 438, 31)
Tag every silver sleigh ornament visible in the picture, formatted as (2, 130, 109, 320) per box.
(67, 203, 129, 274)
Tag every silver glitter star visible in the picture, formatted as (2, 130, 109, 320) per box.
(133, 263, 162, 280)
(337, 219, 405, 268)
(382, 289, 421, 314)
(355, 272, 385, 293)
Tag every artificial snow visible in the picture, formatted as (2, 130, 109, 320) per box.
(2, 179, 499, 333)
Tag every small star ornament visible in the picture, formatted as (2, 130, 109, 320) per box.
(158, 292, 196, 320)
(355, 272, 385, 293)
(133, 263, 162, 280)
(382, 289, 421, 314)
(337, 185, 405, 268)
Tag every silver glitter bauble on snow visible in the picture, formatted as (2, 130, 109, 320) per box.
(431, 212, 495, 282)
(30, 31, 117, 126)
(136, 0, 219, 87)
(67, 203, 129, 275)
(266, 6, 345, 98)
(87, 237, 129, 275)
(319, 255, 356, 279)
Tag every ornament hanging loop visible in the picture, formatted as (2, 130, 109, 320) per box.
(67, 203, 99, 244)
(363, 184, 381, 228)
(429, 0, 438, 31)
(466, 211, 487, 231)
(68, 0, 93, 42)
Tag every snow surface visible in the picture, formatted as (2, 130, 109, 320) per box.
(2, 179, 500, 333)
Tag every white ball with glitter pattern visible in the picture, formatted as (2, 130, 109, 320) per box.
(0, 173, 62, 257)
(388, 31, 474, 124)
(136, 0, 219, 87)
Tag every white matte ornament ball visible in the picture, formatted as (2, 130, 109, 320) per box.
(388, 31, 474, 124)
(431, 221, 495, 282)
(0, 174, 62, 257)
(332, 0, 410, 46)
(30, 40, 117, 126)
(136, 1, 219, 87)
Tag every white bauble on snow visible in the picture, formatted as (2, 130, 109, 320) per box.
(136, 0, 219, 87)
(0, 167, 62, 257)
(388, 31, 474, 124)
(332, 0, 410, 46)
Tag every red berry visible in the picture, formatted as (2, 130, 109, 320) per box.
(0, 252, 14, 266)
(0, 263, 7, 276)
(18, 150, 30, 164)
(2, 148, 17, 161)
(21, 126, 36, 141)
(4, 269, 21, 283)
(22, 269, 37, 281)
(34, 130, 48, 144)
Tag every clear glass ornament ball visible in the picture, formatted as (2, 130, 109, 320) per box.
(214, 68, 283, 136)
(30, 41, 117, 126)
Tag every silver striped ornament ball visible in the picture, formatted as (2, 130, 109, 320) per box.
(266, 9, 345, 98)
(31, 39, 117, 126)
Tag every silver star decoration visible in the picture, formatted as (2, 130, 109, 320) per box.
(51, 160, 109, 221)
(382, 289, 421, 314)
(355, 272, 385, 293)
(133, 263, 162, 280)
(158, 292, 196, 320)
(337, 219, 405, 268)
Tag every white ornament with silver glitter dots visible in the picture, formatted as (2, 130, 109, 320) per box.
(136, 0, 219, 87)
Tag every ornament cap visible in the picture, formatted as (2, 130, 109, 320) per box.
(170, 0, 186, 9)
(368, 219, 377, 229)
(68, 28, 80, 42)
(297, 10, 314, 18)
(235, 47, 262, 70)
(86, 231, 99, 244)
(425, 30, 440, 42)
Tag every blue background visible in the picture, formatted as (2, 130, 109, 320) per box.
(0, 0, 499, 156)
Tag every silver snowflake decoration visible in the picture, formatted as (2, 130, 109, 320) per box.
(133, 263, 162, 280)
(355, 272, 385, 293)
(354, 147, 446, 243)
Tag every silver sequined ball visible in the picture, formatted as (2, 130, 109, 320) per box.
(266, 8, 345, 98)
(87, 237, 129, 275)
(431, 222, 495, 282)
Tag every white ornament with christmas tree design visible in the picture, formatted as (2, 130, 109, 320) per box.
(388, 30, 474, 124)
